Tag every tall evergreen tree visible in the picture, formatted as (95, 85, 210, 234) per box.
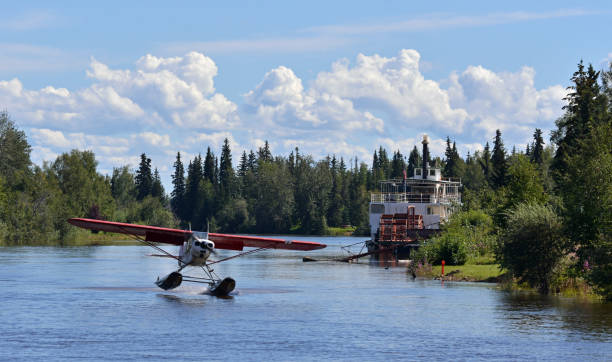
(552, 61, 607, 178)
(491, 130, 508, 188)
(451, 141, 465, 179)
(372, 150, 379, 171)
(257, 141, 272, 163)
(219, 138, 235, 200)
(213, 156, 219, 185)
(444, 137, 463, 178)
(203, 147, 215, 184)
(238, 151, 248, 180)
(135, 153, 153, 200)
(185, 155, 203, 224)
(327, 155, 343, 227)
(479, 142, 492, 185)
(391, 150, 406, 179)
(170, 152, 185, 217)
(247, 150, 257, 171)
(531, 128, 545, 165)
(551, 62, 612, 299)
(443, 137, 455, 177)
(378, 146, 390, 177)
(407, 146, 421, 178)
(151, 168, 164, 200)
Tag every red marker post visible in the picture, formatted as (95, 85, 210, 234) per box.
(441, 260, 445, 277)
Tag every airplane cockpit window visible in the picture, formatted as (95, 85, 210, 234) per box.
(193, 231, 208, 239)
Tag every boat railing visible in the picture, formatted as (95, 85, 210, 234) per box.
(441, 177, 462, 183)
(371, 192, 461, 204)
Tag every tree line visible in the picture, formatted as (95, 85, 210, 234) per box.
(0, 61, 610, 299)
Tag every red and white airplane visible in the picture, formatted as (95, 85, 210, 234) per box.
(68, 218, 326, 296)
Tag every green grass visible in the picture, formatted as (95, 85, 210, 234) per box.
(325, 226, 357, 236)
(0, 229, 142, 247)
(467, 254, 497, 265)
(429, 264, 507, 282)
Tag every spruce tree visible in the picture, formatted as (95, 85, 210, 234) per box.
(219, 138, 235, 200)
(327, 155, 343, 227)
(443, 137, 463, 178)
(391, 150, 406, 179)
(443, 137, 454, 177)
(378, 146, 390, 177)
(372, 150, 379, 171)
(135, 153, 153, 200)
(151, 168, 164, 200)
(552, 61, 607, 178)
(238, 151, 248, 178)
(203, 147, 215, 184)
(247, 150, 257, 172)
(171, 152, 186, 218)
(531, 128, 545, 165)
(407, 146, 421, 178)
(185, 155, 203, 224)
(479, 142, 492, 185)
(451, 141, 464, 179)
(257, 141, 272, 163)
(491, 130, 508, 188)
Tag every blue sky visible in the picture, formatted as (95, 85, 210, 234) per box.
(1, 1, 611, 188)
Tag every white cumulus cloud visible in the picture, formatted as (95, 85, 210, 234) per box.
(0, 52, 238, 132)
(243, 50, 467, 138)
(447, 65, 566, 138)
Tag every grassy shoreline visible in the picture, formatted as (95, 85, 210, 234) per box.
(413, 262, 601, 301)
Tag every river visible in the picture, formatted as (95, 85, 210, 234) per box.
(0, 236, 610, 361)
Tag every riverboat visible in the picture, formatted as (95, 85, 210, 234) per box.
(366, 135, 462, 259)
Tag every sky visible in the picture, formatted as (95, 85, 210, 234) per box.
(1, 1, 611, 189)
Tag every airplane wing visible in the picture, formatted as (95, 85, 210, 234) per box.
(68, 218, 190, 245)
(68, 218, 326, 251)
(209, 233, 326, 251)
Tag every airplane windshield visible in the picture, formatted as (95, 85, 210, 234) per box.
(193, 231, 208, 239)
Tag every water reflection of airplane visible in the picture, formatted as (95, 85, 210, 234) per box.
(68, 218, 326, 296)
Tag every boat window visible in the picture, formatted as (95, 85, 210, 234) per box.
(195, 241, 200, 247)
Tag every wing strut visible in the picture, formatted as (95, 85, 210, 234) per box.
(207, 247, 267, 265)
(125, 232, 185, 266)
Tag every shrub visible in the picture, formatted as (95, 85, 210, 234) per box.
(496, 202, 566, 294)
(420, 232, 467, 266)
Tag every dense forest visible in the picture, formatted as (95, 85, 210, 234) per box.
(1, 61, 610, 299)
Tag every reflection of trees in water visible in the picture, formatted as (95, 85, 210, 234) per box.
(497, 292, 612, 339)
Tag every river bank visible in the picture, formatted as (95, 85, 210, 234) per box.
(411, 262, 602, 301)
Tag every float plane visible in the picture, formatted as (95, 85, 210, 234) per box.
(68, 218, 326, 296)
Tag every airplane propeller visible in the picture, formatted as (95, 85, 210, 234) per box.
(205, 243, 218, 255)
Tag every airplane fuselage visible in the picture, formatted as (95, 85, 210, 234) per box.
(179, 235, 215, 267)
